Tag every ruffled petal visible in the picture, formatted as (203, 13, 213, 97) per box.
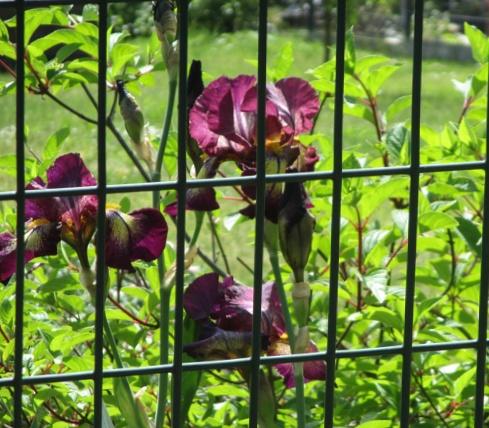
(183, 272, 220, 320)
(271, 78, 320, 135)
(46, 153, 97, 188)
(189, 75, 256, 159)
(105, 208, 168, 270)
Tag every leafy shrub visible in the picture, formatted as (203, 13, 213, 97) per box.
(0, 5, 488, 427)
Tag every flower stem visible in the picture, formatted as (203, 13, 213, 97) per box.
(269, 250, 306, 428)
(154, 76, 178, 428)
(155, 78, 178, 176)
(103, 313, 150, 428)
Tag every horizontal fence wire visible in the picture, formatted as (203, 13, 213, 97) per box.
(0, 0, 488, 426)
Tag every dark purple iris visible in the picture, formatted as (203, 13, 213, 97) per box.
(188, 74, 320, 222)
(182, 273, 326, 387)
(0, 153, 168, 283)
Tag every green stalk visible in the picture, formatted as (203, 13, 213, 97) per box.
(155, 79, 178, 177)
(268, 250, 305, 428)
(153, 77, 177, 428)
(103, 312, 150, 428)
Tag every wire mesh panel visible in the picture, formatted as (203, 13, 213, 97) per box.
(0, 0, 488, 427)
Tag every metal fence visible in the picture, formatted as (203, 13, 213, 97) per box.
(0, 0, 488, 427)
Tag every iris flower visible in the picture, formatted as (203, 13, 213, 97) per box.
(0, 153, 168, 283)
(183, 273, 326, 387)
(188, 74, 320, 221)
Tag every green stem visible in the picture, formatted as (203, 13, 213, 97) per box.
(190, 211, 205, 247)
(153, 75, 177, 428)
(103, 312, 125, 368)
(155, 78, 178, 176)
(269, 251, 305, 428)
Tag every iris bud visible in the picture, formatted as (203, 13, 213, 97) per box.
(278, 181, 315, 282)
(116, 81, 153, 169)
(153, 0, 179, 80)
(152, 0, 177, 42)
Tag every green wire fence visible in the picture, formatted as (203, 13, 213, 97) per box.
(0, 0, 488, 427)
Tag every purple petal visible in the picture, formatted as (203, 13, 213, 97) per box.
(105, 208, 168, 270)
(0, 232, 18, 284)
(270, 340, 326, 388)
(303, 146, 319, 172)
(25, 177, 60, 222)
(271, 78, 320, 135)
(25, 219, 60, 258)
(164, 201, 178, 218)
(189, 75, 257, 160)
(183, 322, 260, 360)
(46, 153, 97, 188)
(186, 157, 220, 211)
(186, 188, 219, 211)
(183, 272, 220, 320)
(217, 280, 286, 337)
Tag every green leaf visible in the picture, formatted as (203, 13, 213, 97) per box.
(464, 23, 489, 64)
(454, 367, 476, 398)
(180, 315, 202, 425)
(357, 421, 392, 428)
(0, 40, 16, 60)
(419, 212, 458, 231)
(456, 216, 482, 257)
(0, 20, 8, 40)
(269, 42, 293, 81)
(386, 124, 408, 164)
(364, 269, 388, 304)
(345, 27, 356, 74)
(113, 377, 151, 428)
(368, 307, 403, 332)
(30, 27, 98, 58)
(101, 402, 115, 428)
(111, 43, 139, 77)
(365, 63, 400, 96)
(42, 127, 70, 160)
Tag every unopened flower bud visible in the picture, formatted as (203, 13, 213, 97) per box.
(187, 60, 205, 172)
(163, 38, 179, 82)
(278, 181, 315, 282)
(116, 80, 144, 145)
(116, 80, 154, 169)
(153, 0, 177, 42)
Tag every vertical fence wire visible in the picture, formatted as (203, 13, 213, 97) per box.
(93, 2, 108, 427)
(323, 1, 346, 426)
(13, 0, 25, 426)
(400, 0, 424, 426)
(474, 39, 489, 428)
(249, 1, 268, 426)
(170, 1, 189, 426)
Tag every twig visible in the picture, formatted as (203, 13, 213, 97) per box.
(106, 118, 152, 182)
(237, 256, 254, 275)
(108, 294, 159, 328)
(81, 82, 98, 110)
(0, 57, 16, 77)
(413, 373, 450, 428)
(440, 229, 457, 300)
(207, 212, 231, 274)
(0, 325, 10, 342)
(336, 320, 355, 349)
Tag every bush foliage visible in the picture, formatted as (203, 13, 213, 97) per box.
(0, 5, 488, 427)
